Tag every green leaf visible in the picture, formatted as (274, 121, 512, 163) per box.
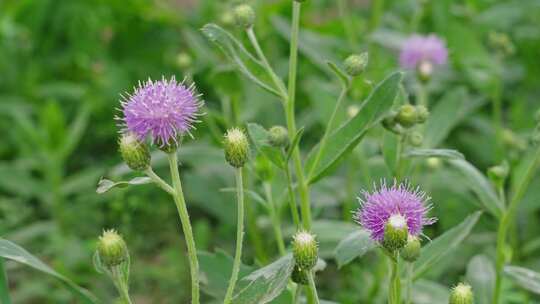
(413, 211, 482, 280)
(60, 104, 90, 160)
(306, 72, 403, 184)
(201, 24, 281, 97)
(504, 266, 540, 295)
(232, 254, 294, 304)
(286, 127, 304, 161)
(0, 258, 11, 304)
(96, 177, 152, 194)
(334, 230, 375, 268)
(382, 132, 400, 174)
(466, 255, 495, 304)
(447, 159, 504, 218)
(0, 238, 99, 304)
(327, 61, 349, 89)
(247, 123, 285, 169)
(411, 280, 450, 304)
(404, 149, 465, 160)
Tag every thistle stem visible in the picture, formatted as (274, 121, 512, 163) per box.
(145, 167, 175, 196)
(0, 258, 12, 304)
(406, 262, 413, 304)
(287, 1, 312, 230)
(111, 266, 133, 304)
(284, 156, 301, 228)
(224, 169, 245, 304)
(167, 152, 200, 304)
(264, 182, 286, 255)
(388, 254, 401, 304)
(306, 272, 320, 304)
(493, 145, 540, 304)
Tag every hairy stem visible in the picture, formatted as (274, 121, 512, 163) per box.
(493, 145, 540, 304)
(145, 167, 175, 195)
(284, 155, 301, 228)
(224, 169, 245, 304)
(406, 262, 413, 304)
(167, 152, 200, 304)
(264, 182, 286, 255)
(388, 254, 401, 304)
(111, 266, 133, 304)
(0, 258, 12, 304)
(307, 271, 320, 304)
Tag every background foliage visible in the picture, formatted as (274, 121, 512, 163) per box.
(1, 0, 540, 303)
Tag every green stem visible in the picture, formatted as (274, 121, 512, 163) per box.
(308, 85, 349, 180)
(337, 0, 357, 50)
(167, 152, 200, 304)
(243, 168, 268, 264)
(287, 1, 312, 230)
(224, 169, 245, 304)
(294, 284, 302, 304)
(144, 167, 175, 196)
(246, 28, 288, 100)
(369, 0, 385, 31)
(417, 82, 428, 107)
(388, 255, 401, 304)
(111, 266, 133, 304)
(0, 258, 12, 304)
(493, 145, 540, 304)
(492, 75, 504, 160)
(264, 182, 286, 255)
(306, 272, 320, 304)
(395, 132, 409, 181)
(284, 156, 301, 228)
(406, 263, 413, 304)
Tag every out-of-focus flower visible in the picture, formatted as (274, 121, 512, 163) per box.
(354, 181, 436, 243)
(449, 283, 473, 304)
(118, 76, 201, 148)
(399, 34, 448, 73)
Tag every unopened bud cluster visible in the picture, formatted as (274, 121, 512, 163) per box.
(344, 53, 368, 77)
(382, 214, 409, 252)
(224, 128, 250, 168)
(97, 230, 129, 267)
(119, 133, 151, 171)
(383, 104, 429, 134)
(449, 283, 473, 304)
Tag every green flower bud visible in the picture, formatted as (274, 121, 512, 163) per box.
(220, 11, 235, 27)
(176, 52, 192, 70)
(224, 128, 250, 168)
(400, 235, 421, 262)
(97, 230, 128, 267)
(409, 131, 424, 147)
(268, 126, 289, 148)
(396, 104, 418, 128)
(233, 4, 255, 29)
(344, 53, 368, 77)
(291, 266, 309, 285)
(119, 133, 151, 171)
(382, 214, 408, 252)
(418, 60, 433, 82)
(292, 231, 318, 270)
(449, 283, 473, 304)
(488, 161, 509, 186)
(382, 111, 404, 135)
(415, 105, 429, 123)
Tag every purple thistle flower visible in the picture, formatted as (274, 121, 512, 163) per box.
(354, 181, 436, 242)
(118, 76, 202, 147)
(399, 34, 448, 70)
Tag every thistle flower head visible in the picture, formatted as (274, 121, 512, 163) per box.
(224, 128, 249, 168)
(354, 181, 436, 243)
(399, 34, 448, 70)
(118, 132, 151, 171)
(97, 229, 128, 267)
(118, 76, 201, 148)
(292, 231, 318, 270)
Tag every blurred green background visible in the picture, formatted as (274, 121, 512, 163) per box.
(1, 0, 540, 303)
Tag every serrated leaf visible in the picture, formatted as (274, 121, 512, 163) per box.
(504, 266, 540, 294)
(334, 230, 375, 268)
(405, 149, 464, 160)
(247, 123, 285, 169)
(96, 177, 152, 194)
(467, 255, 495, 304)
(447, 159, 503, 218)
(306, 72, 403, 184)
(413, 211, 482, 280)
(0, 238, 99, 304)
(232, 254, 294, 304)
(201, 24, 281, 97)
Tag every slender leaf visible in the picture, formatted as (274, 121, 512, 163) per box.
(504, 266, 540, 294)
(413, 211, 482, 280)
(448, 159, 504, 218)
(467, 255, 495, 304)
(306, 72, 403, 184)
(405, 149, 465, 160)
(96, 177, 152, 194)
(327, 61, 349, 89)
(232, 254, 294, 304)
(286, 127, 304, 161)
(334, 230, 375, 268)
(0, 238, 99, 304)
(201, 24, 281, 97)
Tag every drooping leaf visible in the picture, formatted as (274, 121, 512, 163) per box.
(467, 255, 495, 304)
(201, 24, 282, 97)
(504, 266, 540, 294)
(413, 211, 482, 280)
(334, 230, 375, 268)
(232, 254, 295, 304)
(247, 123, 285, 169)
(96, 177, 152, 194)
(405, 149, 464, 160)
(0, 238, 99, 304)
(447, 159, 504, 218)
(306, 72, 403, 184)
